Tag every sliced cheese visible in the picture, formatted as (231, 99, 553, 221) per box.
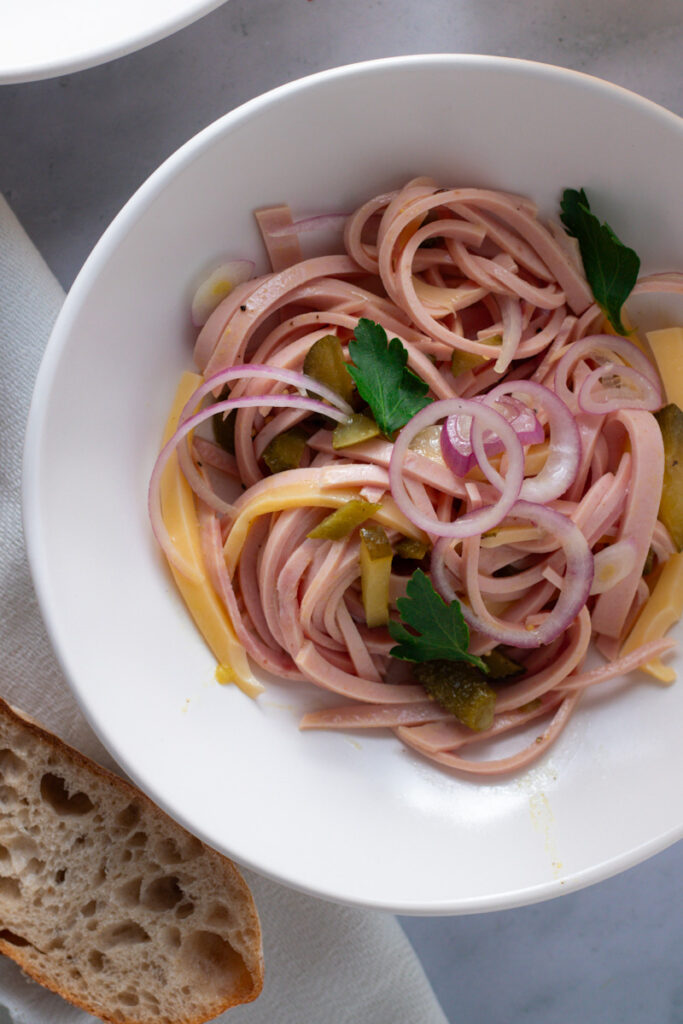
(160, 372, 262, 697)
(646, 326, 683, 407)
(223, 483, 427, 574)
(619, 552, 683, 684)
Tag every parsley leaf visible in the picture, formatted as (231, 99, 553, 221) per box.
(347, 319, 432, 437)
(560, 188, 640, 335)
(388, 569, 487, 671)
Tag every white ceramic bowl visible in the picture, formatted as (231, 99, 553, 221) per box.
(0, 0, 227, 84)
(24, 56, 683, 913)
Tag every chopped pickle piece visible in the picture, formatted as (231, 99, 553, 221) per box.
(332, 412, 380, 449)
(360, 524, 392, 627)
(481, 649, 525, 679)
(262, 427, 308, 474)
(360, 523, 392, 559)
(307, 499, 381, 540)
(303, 334, 355, 405)
(414, 660, 496, 731)
(451, 335, 502, 378)
(643, 547, 656, 577)
(395, 537, 430, 560)
(654, 403, 683, 550)
(212, 406, 236, 453)
(451, 349, 487, 377)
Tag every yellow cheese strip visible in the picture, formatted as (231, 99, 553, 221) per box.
(646, 327, 683, 407)
(223, 483, 427, 574)
(619, 552, 683, 684)
(160, 372, 262, 697)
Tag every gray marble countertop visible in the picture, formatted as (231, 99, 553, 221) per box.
(2, 1, 682, 1021)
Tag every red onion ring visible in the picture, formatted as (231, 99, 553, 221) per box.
(483, 379, 580, 503)
(184, 363, 355, 423)
(440, 395, 543, 477)
(553, 334, 661, 412)
(390, 399, 524, 538)
(578, 362, 663, 413)
(175, 364, 354, 521)
(150, 391, 350, 580)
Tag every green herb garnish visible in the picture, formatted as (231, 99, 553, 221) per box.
(560, 187, 640, 335)
(347, 319, 432, 437)
(388, 569, 487, 670)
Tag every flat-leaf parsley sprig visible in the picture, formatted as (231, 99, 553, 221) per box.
(560, 187, 640, 336)
(388, 569, 488, 671)
(347, 319, 432, 437)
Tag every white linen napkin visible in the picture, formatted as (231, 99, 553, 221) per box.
(0, 194, 448, 1024)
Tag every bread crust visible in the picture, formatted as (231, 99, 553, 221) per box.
(0, 698, 264, 1024)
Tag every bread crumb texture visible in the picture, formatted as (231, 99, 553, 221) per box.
(0, 700, 263, 1024)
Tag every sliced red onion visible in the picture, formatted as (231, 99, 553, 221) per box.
(553, 334, 661, 412)
(185, 363, 355, 423)
(460, 500, 594, 648)
(441, 413, 476, 476)
(174, 364, 355, 522)
(440, 395, 543, 477)
(578, 362, 663, 413)
(269, 214, 349, 237)
(589, 538, 638, 595)
(191, 260, 255, 326)
(390, 399, 524, 538)
(150, 388, 350, 580)
(483, 380, 580, 503)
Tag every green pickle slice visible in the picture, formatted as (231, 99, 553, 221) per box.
(414, 659, 497, 732)
(654, 403, 683, 550)
(395, 537, 430, 561)
(262, 427, 308, 474)
(307, 500, 381, 541)
(303, 334, 355, 405)
(451, 335, 502, 379)
(332, 412, 380, 449)
(481, 649, 525, 679)
(212, 406, 236, 454)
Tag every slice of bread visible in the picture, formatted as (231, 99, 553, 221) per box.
(0, 698, 263, 1023)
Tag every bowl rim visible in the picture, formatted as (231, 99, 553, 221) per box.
(23, 54, 683, 913)
(0, 0, 229, 85)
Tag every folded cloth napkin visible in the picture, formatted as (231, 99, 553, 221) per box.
(0, 194, 448, 1024)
